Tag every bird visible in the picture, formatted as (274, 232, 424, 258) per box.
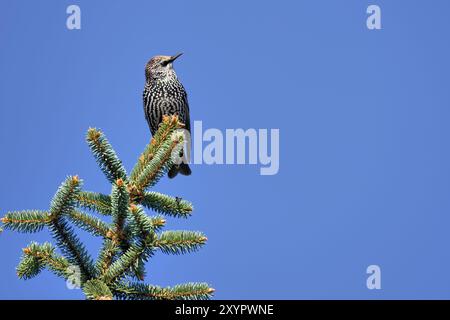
(143, 53, 191, 179)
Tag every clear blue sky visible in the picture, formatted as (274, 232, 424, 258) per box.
(1, 0, 450, 299)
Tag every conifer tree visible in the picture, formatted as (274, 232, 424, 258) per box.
(1, 115, 213, 300)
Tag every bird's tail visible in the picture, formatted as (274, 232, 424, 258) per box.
(168, 140, 191, 179)
(168, 163, 191, 179)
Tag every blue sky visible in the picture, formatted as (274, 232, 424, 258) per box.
(1, 0, 450, 299)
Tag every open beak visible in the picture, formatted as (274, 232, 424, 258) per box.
(168, 52, 183, 63)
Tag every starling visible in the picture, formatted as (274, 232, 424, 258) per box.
(143, 53, 191, 178)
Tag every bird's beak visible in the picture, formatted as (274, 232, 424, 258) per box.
(168, 52, 183, 63)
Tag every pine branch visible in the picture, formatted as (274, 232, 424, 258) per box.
(96, 239, 119, 277)
(91, 181, 130, 277)
(17, 242, 70, 280)
(119, 205, 160, 282)
(1, 211, 51, 233)
(50, 176, 82, 217)
(155, 231, 207, 255)
(76, 191, 112, 215)
(128, 258, 146, 281)
(129, 204, 163, 239)
(133, 132, 184, 192)
(101, 242, 153, 284)
(16, 245, 45, 280)
(47, 176, 95, 281)
(141, 192, 193, 218)
(5, 123, 212, 299)
(67, 210, 111, 238)
(130, 115, 184, 182)
(86, 128, 127, 183)
(49, 216, 95, 282)
(111, 179, 130, 233)
(117, 223, 151, 281)
(83, 279, 113, 300)
(113, 282, 214, 300)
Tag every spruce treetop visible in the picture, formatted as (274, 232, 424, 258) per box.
(1, 115, 213, 300)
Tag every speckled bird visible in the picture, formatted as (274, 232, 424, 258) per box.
(143, 53, 191, 178)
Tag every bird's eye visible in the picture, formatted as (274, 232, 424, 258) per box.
(161, 61, 169, 67)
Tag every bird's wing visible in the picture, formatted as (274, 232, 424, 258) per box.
(143, 88, 160, 136)
(182, 92, 191, 133)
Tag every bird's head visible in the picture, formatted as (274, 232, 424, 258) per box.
(145, 53, 183, 82)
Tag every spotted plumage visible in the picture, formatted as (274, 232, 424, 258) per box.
(143, 53, 191, 178)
